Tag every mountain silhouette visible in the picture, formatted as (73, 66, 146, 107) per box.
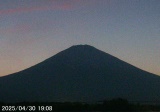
(0, 45, 160, 103)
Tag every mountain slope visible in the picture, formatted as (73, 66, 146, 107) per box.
(0, 45, 160, 102)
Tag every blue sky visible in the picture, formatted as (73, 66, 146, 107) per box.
(0, 0, 160, 76)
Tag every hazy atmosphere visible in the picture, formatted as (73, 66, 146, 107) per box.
(0, 0, 160, 76)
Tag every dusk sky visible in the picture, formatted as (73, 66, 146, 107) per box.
(0, 0, 159, 77)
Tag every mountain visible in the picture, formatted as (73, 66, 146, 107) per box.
(0, 45, 160, 103)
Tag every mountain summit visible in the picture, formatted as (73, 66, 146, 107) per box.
(0, 45, 160, 103)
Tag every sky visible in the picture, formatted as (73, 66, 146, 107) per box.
(0, 0, 160, 77)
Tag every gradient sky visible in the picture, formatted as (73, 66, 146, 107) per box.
(0, 0, 160, 77)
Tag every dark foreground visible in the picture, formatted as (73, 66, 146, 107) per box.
(1, 98, 160, 111)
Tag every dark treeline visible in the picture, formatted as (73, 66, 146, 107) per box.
(1, 98, 160, 111)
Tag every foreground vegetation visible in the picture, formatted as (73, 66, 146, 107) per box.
(1, 98, 160, 111)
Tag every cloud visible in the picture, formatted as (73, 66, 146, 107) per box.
(0, 0, 101, 15)
(0, 24, 31, 34)
(0, 2, 73, 15)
